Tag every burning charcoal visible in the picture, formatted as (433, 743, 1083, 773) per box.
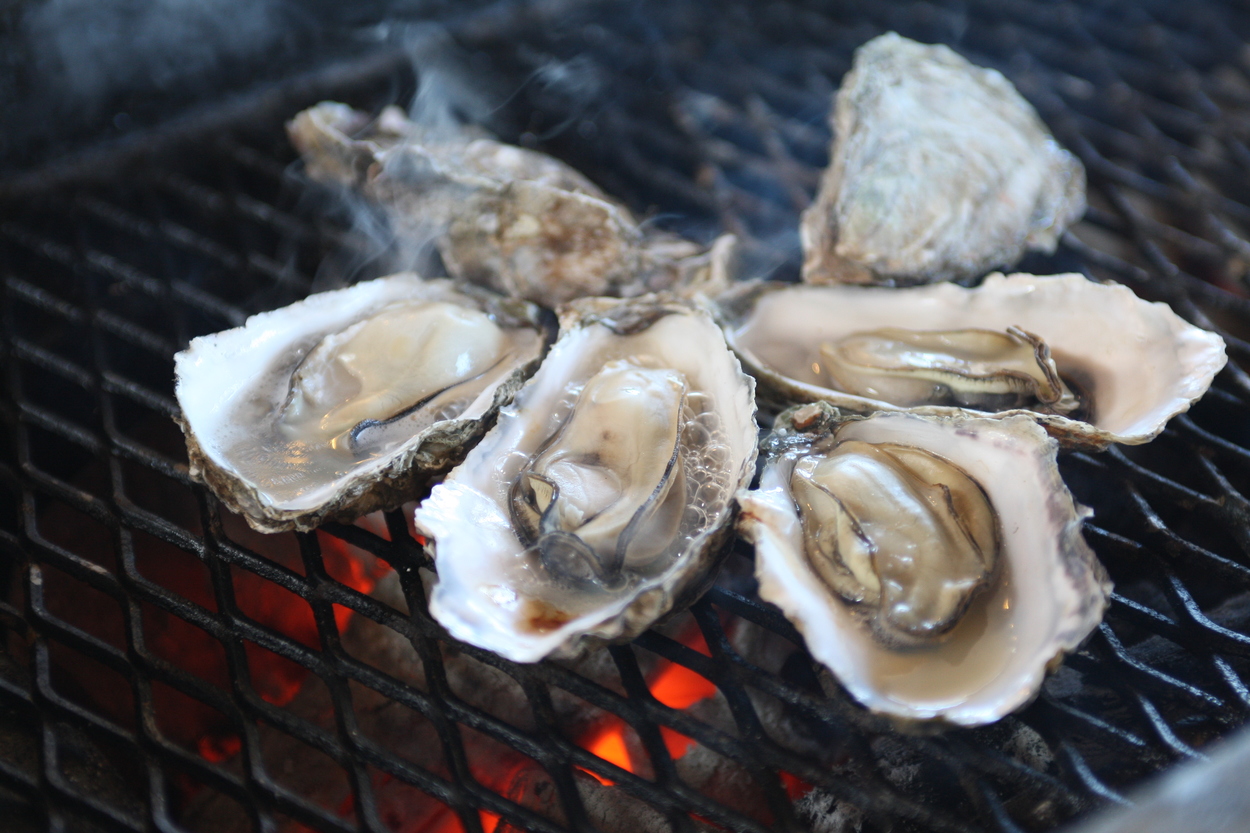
(795, 788, 867, 833)
(800, 33, 1085, 286)
(497, 763, 720, 833)
(288, 101, 734, 307)
(0, 653, 139, 832)
(673, 732, 772, 821)
(181, 569, 656, 831)
(491, 614, 795, 830)
(557, 691, 780, 828)
(182, 570, 499, 831)
(729, 618, 854, 765)
(4, 446, 389, 752)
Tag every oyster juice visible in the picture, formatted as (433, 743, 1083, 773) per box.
(719, 273, 1227, 448)
(175, 275, 546, 532)
(819, 325, 1079, 415)
(739, 404, 1112, 727)
(791, 438, 1000, 647)
(417, 297, 758, 663)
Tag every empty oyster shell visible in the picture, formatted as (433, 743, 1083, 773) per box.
(801, 32, 1086, 286)
(175, 274, 547, 533)
(288, 102, 730, 308)
(718, 273, 1227, 448)
(739, 403, 1111, 727)
(415, 296, 757, 662)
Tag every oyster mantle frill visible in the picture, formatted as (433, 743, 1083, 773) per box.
(174, 274, 546, 532)
(738, 404, 1111, 727)
(415, 296, 758, 662)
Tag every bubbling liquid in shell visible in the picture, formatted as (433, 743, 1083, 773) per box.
(223, 300, 541, 509)
(510, 360, 735, 605)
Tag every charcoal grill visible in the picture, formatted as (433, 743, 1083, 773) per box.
(5, 1, 1250, 831)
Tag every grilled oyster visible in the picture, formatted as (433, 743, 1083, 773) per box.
(288, 102, 730, 308)
(818, 326, 1078, 415)
(739, 402, 1110, 727)
(415, 296, 757, 662)
(801, 32, 1086, 286)
(718, 273, 1227, 448)
(174, 274, 546, 532)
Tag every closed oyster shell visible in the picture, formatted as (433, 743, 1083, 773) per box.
(718, 273, 1227, 448)
(175, 274, 547, 533)
(739, 403, 1111, 728)
(288, 102, 731, 307)
(415, 296, 757, 662)
(801, 32, 1086, 286)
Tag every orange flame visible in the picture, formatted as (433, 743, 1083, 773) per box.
(648, 626, 718, 759)
(574, 622, 719, 783)
(198, 517, 393, 761)
(407, 807, 501, 833)
(197, 733, 242, 763)
(582, 725, 632, 784)
(402, 623, 800, 832)
(779, 771, 814, 801)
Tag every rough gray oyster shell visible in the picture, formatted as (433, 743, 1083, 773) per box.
(288, 102, 732, 308)
(800, 32, 1086, 286)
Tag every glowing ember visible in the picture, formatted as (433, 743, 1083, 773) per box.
(651, 658, 717, 709)
(414, 804, 502, 833)
(648, 627, 718, 760)
(779, 771, 814, 801)
(203, 517, 392, 758)
(319, 528, 393, 632)
(584, 725, 632, 784)
(574, 622, 719, 784)
(197, 733, 242, 763)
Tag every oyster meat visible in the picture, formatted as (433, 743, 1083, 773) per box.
(719, 272, 1227, 447)
(801, 32, 1086, 286)
(175, 274, 547, 532)
(415, 296, 757, 662)
(790, 437, 999, 648)
(289, 102, 730, 308)
(820, 326, 1079, 415)
(739, 403, 1111, 727)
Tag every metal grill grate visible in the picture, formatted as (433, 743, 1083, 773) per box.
(5, 1, 1250, 831)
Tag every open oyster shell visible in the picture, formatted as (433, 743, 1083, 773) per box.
(738, 403, 1111, 728)
(175, 274, 547, 533)
(415, 296, 758, 662)
(801, 32, 1086, 286)
(288, 102, 731, 308)
(718, 272, 1227, 448)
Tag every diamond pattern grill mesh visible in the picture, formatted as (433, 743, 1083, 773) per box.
(4, 1, 1250, 831)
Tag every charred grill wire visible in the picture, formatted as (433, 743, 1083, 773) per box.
(4, 1, 1250, 832)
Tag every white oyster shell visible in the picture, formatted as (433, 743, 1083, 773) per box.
(801, 32, 1086, 286)
(719, 272, 1227, 448)
(175, 274, 546, 533)
(739, 405, 1111, 727)
(288, 102, 729, 308)
(415, 296, 757, 662)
